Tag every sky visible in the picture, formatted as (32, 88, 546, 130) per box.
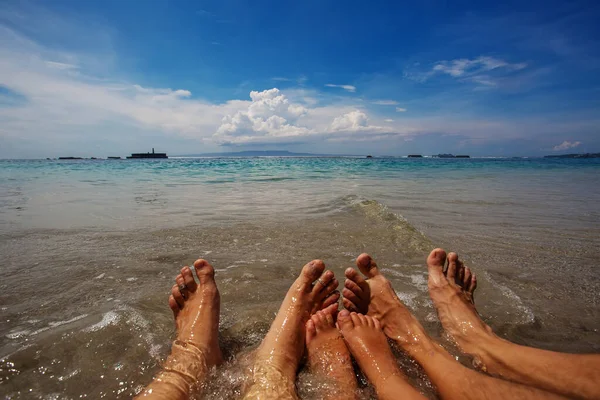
(1, 0, 599, 158)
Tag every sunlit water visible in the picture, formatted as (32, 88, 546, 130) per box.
(1, 157, 599, 398)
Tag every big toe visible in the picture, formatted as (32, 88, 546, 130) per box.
(427, 248, 447, 286)
(299, 259, 326, 287)
(336, 309, 355, 332)
(194, 259, 216, 285)
(356, 253, 380, 278)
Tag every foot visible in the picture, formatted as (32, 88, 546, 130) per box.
(168, 259, 223, 369)
(426, 249, 494, 363)
(306, 304, 356, 398)
(247, 260, 340, 395)
(337, 311, 406, 393)
(343, 254, 428, 347)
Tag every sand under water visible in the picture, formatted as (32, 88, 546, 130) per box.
(1, 157, 599, 398)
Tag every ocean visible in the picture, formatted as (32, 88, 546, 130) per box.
(1, 157, 599, 398)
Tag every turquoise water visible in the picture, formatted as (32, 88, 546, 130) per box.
(2, 157, 599, 231)
(1, 157, 599, 398)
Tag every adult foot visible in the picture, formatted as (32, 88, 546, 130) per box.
(343, 254, 427, 346)
(245, 260, 339, 398)
(137, 260, 223, 399)
(426, 249, 493, 363)
(168, 259, 223, 369)
(305, 304, 356, 399)
(338, 311, 425, 400)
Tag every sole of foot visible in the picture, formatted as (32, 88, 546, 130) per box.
(168, 259, 223, 368)
(251, 260, 340, 387)
(343, 253, 427, 346)
(426, 248, 494, 359)
(306, 304, 356, 397)
(337, 310, 403, 391)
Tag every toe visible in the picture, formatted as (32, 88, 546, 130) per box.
(357, 313, 367, 326)
(337, 309, 354, 332)
(350, 312, 361, 326)
(299, 260, 326, 289)
(463, 267, 472, 289)
(319, 278, 339, 300)
(175, 275, 187, 298)
(447, 252, 458, 282)
(345, 268, 369, 291)
(193, 259, 216, 285)
(365, 315, 374, 328)
(342, 288, 362, 307)
(306, 319, 316, 345)
(373, 317, 382, 330)
(427, 248, 447, 286)
(343, 298, 359, 312)
(356, 253, 380, 278)
(313, 270, 338, 300)
(171, 285, 185, 308)
(456, 259, 465, 286)
(169, 295, 179, 318)
(468, 274, 477, 294)
(321, 291, 340, 309)
(313, 270, 334, 293)
(325, 310, 335, 326)
(344, 278, 364, 297)
(181, 266, 198, 292)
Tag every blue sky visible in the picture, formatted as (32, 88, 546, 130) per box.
(1, 0, 599, 157)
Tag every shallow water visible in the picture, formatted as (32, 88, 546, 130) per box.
(0, 157, 599, 398)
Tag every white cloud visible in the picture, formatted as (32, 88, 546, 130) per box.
(384, 119, 394, 122)
(330, 110, 368, 131)
(372, 100, 398, 105)
(325, 84, 356, 92)
(552, 140, 581, 151)
(432, 56, 527, 78)
(45, 61, 78, 70)
(396, 107, 407, 112)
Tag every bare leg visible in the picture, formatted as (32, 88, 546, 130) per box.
(337, 310, 425, 400)
(243, 260, 340, 400)
(427, 248, 600, 400)
(343, 254, 566, 400)
(305, 305, 357, 399)
(137, 259, 222, 399)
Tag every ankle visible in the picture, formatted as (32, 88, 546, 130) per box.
(460, 329, 503, 372)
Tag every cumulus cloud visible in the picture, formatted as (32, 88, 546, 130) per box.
(325, 84, 356, 92)
(553, 140, 581, 151)
(214, 88, 311, 144)
(396, 107, 407, 112)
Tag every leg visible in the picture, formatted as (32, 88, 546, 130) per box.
(344, 254, 566, 400)
(243, 260, 340, 400)
(336, 311, 425, 400)
(137, 259, 222, 400)
(305, 305, 357, 399)
(427, 248, 600, 400)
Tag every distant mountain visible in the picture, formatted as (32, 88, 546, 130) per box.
(174, 150, 355, 157)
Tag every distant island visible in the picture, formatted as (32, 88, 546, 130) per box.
(544, 153, 600, 159)
(175, 150, 351, 157)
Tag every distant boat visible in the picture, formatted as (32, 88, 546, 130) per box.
(127, 148, 168, 159)
(407, 154, 423, 158)
(366, 155, 373, 158)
